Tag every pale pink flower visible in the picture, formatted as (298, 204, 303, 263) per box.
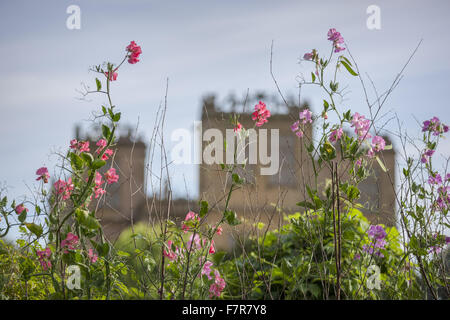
(209, 269, 226, 298)
(371, 136, 386, 152)
(187, 233, 202, 251)
(299, 109, 313, 124)
(201, 261, 214, 280)
(88, 249, 98, 263)
(329, 128, 343, 143)
(233, 122, 242, 133)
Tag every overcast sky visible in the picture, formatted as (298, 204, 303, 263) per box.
(1, 0, 450, 240)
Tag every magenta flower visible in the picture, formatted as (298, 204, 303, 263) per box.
(61, 232, 79, 253)
(88, 249, 98, 263)
(299, 109, 313, 125)
(126, 41, 142, 64)
(436, 186, 450, 210)
(105, 168, 119, 184)
(329, 127, 343, 143)
(421, 149, 435, 164)
(163, 240, 177, 261)
(36, 167, 50, 183)
(182, 211, 200, 233)
(105, 71, 118, 81)
(327, 28, 345, 53)
(252, 101, 271, 127)
(209, 270, 226, 298)
(428, 173, 442, 185)
(101, 148, 114, 161)
(15, 204, 28, 215)
(53, 178, 73, 200)
(422, 117, 449, 136)
(36, 248, 52, 271)
(209, 240, 216, 254)
(233, 122, 243, 133)
(363, 225, 387, 258)
(70, 139, 90, 153)
(201, 261, 214, 280)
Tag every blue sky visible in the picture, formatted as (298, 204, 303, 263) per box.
(1, 0, 450, 240)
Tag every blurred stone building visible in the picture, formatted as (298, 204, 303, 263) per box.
(81, 93, 397, 250)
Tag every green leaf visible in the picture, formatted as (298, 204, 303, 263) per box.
(224, 210, 240, 226)
(340, 59, 358, 76)
(102, 106, 107, 115)
(18, 209, 27, 223)
(376, 156, 387, 172)
(76, 209, 100, 230)
(25, 223, 43, 237)
(92, 159, 106, 170)
(199, 200, 208, 218)
(70, 152, 84, 171)
(102, 124, 111, 140)
(311, 72, 316, 83)
(81, 152, 94, 166)
(112, 112, 121, 122)
(296, 201, 315, 210)
(95, 78, 101, 91)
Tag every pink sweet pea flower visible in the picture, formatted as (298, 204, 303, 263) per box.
(36, 247, 52, 271)
(88, 249, 98, 263)
(105, 168, 119, 184)
(329, 128, 343, 143)
(201, 261, 214, 280)
(15, 204, 28, 215)
(233, 122, 242, 133)
(101, 148, 114, 161)
(209, 269, 226, 298)
(252, 101, 271, 127)
(371, 136, 386, 152)
(105, 71, 118, 81)
(209, 240, 216, 254)
(36, 167, 50, 183)
(126, 41, 142, 64)
(61, 232, 79, 253)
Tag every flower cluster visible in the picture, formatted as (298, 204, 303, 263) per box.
(291, 109, 313, 138)
(88, 249, 98, 263)
(36, 167, 50, 183)
(53, 178, 74, 200)
(182, 211, 201, 233)
(36, 248, 52, 271)
(209, 269, 226, 298)
(95, 139, 114, 161)
(61, 232, 79, 253)
(436, 185, 450, 210)
(327, 28, 345, 53)
(70, 139, 90, 153)
(252, 101, 271, 127)
(351, 112, 371, 142)
(421, 149, 435, 164)
(126, 41, 142, 64)
(428, 233, 450, 254)
(422, 116, 449, 136)
(93, 172, 106, 199)
(329, 127, 343, 143)
(105, 168, 119, 184)
(367, 135, 386, 158)
(363, 225, 387, 258)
